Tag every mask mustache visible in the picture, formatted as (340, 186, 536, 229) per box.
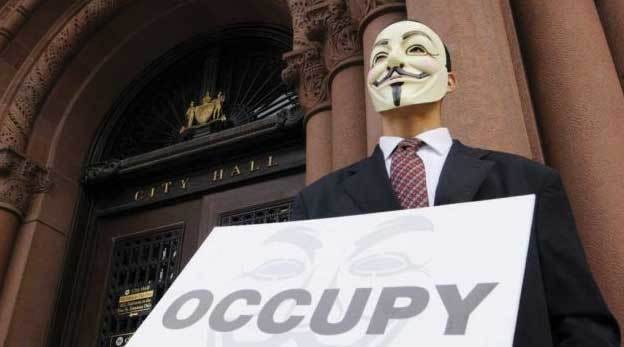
(372, 66, 430, 87)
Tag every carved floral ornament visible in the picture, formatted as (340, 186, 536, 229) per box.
(306, 0, 362, 69)
(0, 0, 133, 216)
(282, 44, 329, 112)
(0, 147, 51, 218)
(282, 0, 405, 113)
(0, 0, 130, 153)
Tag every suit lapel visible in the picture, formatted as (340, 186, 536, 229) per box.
(343, 146, 401, 213)
(343, 141, 494, 212)
(434, 140, 494, 206)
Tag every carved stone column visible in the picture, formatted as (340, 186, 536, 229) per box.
(284, 0, 333, 184)
(306, 0, 367, 170)
(512, 0, 624, 330)
(595, 0, 624, 89)
(350, 1, 406, 153)
(283, 46, 332, 184)
(0, 147, 50, 288)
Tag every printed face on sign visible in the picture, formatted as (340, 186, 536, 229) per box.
(129, 195, 536, 347)
(206, 215, 439, 347)
(367, 21, 449, 112)
(158, 214, 507, 346)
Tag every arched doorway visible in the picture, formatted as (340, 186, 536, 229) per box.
(51, 24, 304, 347)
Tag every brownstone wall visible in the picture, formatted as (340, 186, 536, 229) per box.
(0, 0, 622, 346)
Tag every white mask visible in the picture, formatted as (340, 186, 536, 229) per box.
(366, 21, 449, 112)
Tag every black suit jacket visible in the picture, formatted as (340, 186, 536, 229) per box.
(291, 140, 620, 347)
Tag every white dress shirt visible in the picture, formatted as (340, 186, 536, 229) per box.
(379, 127, 453, 206)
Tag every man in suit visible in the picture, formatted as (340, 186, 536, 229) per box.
(291, 20, 620, 346)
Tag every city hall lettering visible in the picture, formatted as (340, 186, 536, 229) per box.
(162, 284, 498, 336)
(133, 156, 278, 202)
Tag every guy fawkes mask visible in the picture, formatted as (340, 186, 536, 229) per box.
(367, 21, 449, 112)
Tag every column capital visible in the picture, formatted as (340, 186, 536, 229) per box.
(304, 0, 363, 71)
(282, 44, 331, 117)
(0, 147, 51, 218)
(347, 0, 405, 28)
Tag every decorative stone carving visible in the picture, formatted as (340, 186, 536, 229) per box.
(282, 44, 330, 112)
(324, 0, 362, 69)
(287, 0, 309, 49)
(83, 159, 121, 185)
(347, 0, 404, 25)
(0, 0, 44, 53)
(283, 0, 364, 112)
(284, 0, 331, 113)
(303, 0, 362, 70)
(0, 147, 51, 217)
(303, 0, 331, 42)
(275, 104, 305, 129)
(0, 0, 130, 153)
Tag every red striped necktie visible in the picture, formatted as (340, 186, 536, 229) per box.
(390, 138, 429, 209)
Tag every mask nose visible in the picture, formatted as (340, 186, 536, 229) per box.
(386, 46, 404, 69)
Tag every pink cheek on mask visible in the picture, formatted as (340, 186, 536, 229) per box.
(405, 58, 442, 74)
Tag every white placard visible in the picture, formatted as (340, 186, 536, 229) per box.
(126, 195, 535, 347)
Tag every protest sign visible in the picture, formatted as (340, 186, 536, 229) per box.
(126, 195, 534, 347)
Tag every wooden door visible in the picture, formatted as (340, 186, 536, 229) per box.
(76, 198, 202, 347)
(74, 172, 304, 347)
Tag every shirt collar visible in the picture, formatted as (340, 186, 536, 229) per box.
(379, 127, 453, 160)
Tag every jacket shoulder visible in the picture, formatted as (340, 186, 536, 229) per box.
(484, 148, 554, 174)
(290, 157, 368, 220)
(298, 158, 365, 197)
(475, 145, 559, 189)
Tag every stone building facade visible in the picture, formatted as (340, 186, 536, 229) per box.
(0, 0, 623, 346)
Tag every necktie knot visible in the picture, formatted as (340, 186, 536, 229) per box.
(397, 138, 423, 152)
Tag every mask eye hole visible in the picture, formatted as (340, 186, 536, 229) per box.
(348, 252, 412, 277)
(372, 52, 388, 66)
(247, 259, 305, 281)
(406, 44, 429, 56)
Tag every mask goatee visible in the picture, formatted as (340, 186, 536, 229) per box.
(391, 82, 403, 106)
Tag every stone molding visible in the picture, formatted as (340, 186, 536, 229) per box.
(0, 0, 131, 153)
(0, 0, 44, 53)
(347, 0, 404, 26)
(357, 2, 406, 40)
(326, 54, 364, 87)
(0, 147, 51, 218)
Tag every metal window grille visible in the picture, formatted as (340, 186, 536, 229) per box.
(219, 199, 294, 226)
(99, 225, 183, 347)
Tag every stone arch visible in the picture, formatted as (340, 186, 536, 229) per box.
(0, 0, 130, 152)
(26, 0, 292, 230)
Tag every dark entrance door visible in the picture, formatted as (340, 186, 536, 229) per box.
(77, 199, 201, 347)
(75, 172, 303, 347)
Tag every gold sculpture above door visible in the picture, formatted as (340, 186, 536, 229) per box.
(181, 92, 227, 133)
